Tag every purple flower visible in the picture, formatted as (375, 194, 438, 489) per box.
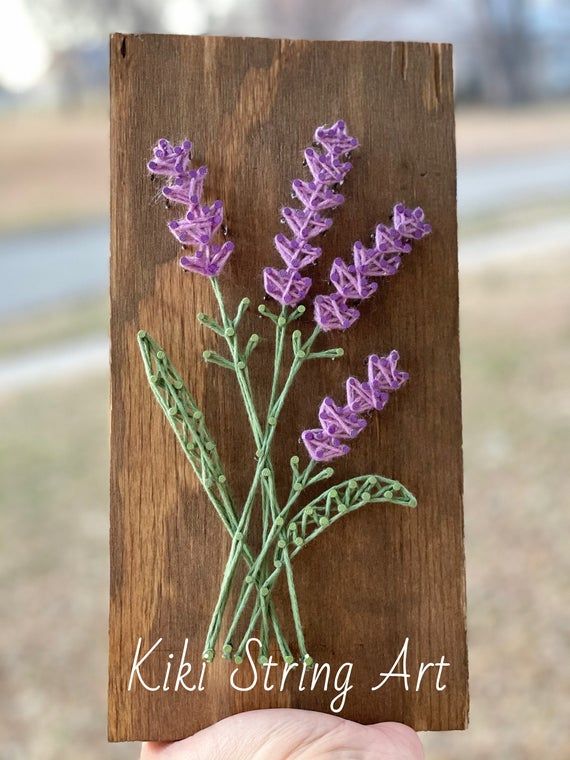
(374, 223, 412, 254)
(180, 242, 235, 277)
(329, 258, 378, 300)
(168, 201, 224, 246)
(162, 166, 208, 205)
(304, 149, 352, 184)
(291, 180, 344, 211)
(147, 139, 192, 176)
(281, 207, 332, 240)
(314, 119, 359, 156)
(311, 204, 431, 332)
(265, 121, 359, 306)
(393, 203, 432, 240)
(263, 268, 312, 307)
(273, 234, 322, 270)
(148, 138, 235, 278)
(353, 242, 402, 278)
(318, 397, 367, 438)
(314, 293, 360, 332)
(301, 429, 350, 463)
(345, 377, 389, 413)
(368, 350, 409, 391)
(302, 350, 408, 462)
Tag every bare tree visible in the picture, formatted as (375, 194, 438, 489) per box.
(476, 0, 534, 103)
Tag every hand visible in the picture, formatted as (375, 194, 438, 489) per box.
(140, 708, 423, 759)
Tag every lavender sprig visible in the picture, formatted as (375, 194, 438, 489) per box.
(140, 126, 427, 665)
(302, 350, 409, 462)
(263, 120, 359, 307)
(314, 204, 432, 332)
(148, 138, 235, 277)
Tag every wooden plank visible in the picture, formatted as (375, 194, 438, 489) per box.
(109, 33, 467, 741)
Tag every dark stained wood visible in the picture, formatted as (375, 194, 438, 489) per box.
(109, 34, 467, 741)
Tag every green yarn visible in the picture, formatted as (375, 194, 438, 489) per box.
(137, 278, 417, 665)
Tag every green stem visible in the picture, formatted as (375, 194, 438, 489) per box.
(204, 283, 295, 656)
(222, 461, 316, 652)
(204, 285, 321, 651)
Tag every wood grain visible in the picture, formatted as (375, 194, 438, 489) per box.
(109, 34, 467, 741)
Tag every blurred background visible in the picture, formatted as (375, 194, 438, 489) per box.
(0, 1, 568, 758)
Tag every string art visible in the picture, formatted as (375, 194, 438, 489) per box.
(138, 121, 432, 666)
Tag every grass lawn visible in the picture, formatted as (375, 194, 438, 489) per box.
(0, 253, 569, 758)
(0, 297, 107, 359)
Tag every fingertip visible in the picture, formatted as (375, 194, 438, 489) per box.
(140, 741, 169, 759)
(369, 722, 424, 759)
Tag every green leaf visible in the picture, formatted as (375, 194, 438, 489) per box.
(282, 474, 417, 557)
(137, 331, 232, 506)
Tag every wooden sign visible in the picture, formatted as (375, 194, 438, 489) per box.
(109, 33, 467, 742)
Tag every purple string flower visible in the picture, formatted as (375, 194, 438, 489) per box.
(346, 377, 389, 413)
(393, 203, 432, 240)
(318, 397, 367, 438)
(147, 139, 192, 176)
(352, 243, 402, 278)
(368, 350, 409, 391)
(329, 258, 378, 300)
(162, 166, 208, 205)
(302, 351, 408, 462)
(148, 139, 234, 277)
(300, 429, 351, 462)
(274, 235, 321, 269)
(263, 120, 359, 307)
(313, 204, 431, 332)
(263, 268, 312, 307)
(180, 242, 235, 277)
(314, 293, 360, 332)
(168, 201, 224, 246)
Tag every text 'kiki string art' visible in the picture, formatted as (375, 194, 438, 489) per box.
(138, 122, 432, 666)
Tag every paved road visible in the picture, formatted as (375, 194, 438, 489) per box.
(457, 149, 570, 218)
(1, 150, 569, 319)
(0, 221, 108, 319)
(1, 215, 567, 395)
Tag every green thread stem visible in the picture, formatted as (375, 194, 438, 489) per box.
(233, 476, 416, 658)
(203, 290, 320, 656)
(223, 461, 316, 650)
(137, 332, 290, 656)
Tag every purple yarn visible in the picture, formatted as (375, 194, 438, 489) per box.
(162, 166, 208, 205)
(180, 242, 235, 277)
(148, 138, 234, 277)
(329, 258, 378, 300)
(274, 234, 321, 270)
(263, 120, 359, 306)
(263, 268, 312, 307)
(352, 242, 402, 278)
(313, 293, 360, 332)
(374, 223, 413, 254)
(147, 139, 192, 176)
(393, 203, 432, 240)
(301, 429, 351, 463)
(282, 207, 333, 240)
(368, 350, 409, 391)
(168, 201, 224, 246)
(302, 351, 408, 462)
(318, 397, 367, 439)
(313, 204, 431, 332)
(345, 377, 389, 413)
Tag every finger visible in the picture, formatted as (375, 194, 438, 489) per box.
(141, 710, 423, 760)
(368, 722, 425, 759)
